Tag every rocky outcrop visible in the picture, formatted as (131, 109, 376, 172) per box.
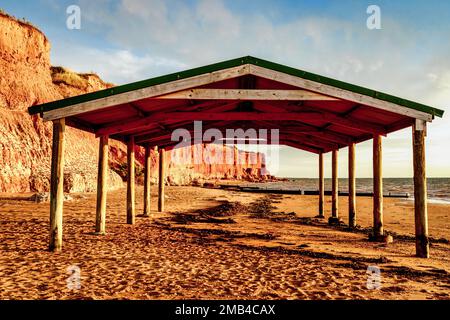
(0, 11, 269, 193)
(109, 143, 268, 187)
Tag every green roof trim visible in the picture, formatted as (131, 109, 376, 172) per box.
(28, 56, 444, 118)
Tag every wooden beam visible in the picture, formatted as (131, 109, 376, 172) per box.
(250, 64, 433, 121)
(318, 152, 324, 218)
(331, 149, 339, 218)
(286, 132, 339, 150)
(135, 128, 334, 153)
(256, 119, 354, 145)
(95, 135, 109, 234)
(155, 89, 339, 101)
(258, 102, 386, 136)
(49, 119, 65, 252)
(413, 121, 429, 258)
(258, 120, 353, 148)
(133, 124, 352, 149)
(66, 117, 96, 133)
(127, 137, 136, 225)
(143, 145, 152, 217)
(158, 148, 166, 212)
(96, 101, 239, 137)
(97, 112, 326, 137)
(373, 135, 383, 237)
(283, 139, 326, 154)
(296, 105, 387, 135)
(309, 131, 354, 145)
(134, 120, 235, 145)
(348, 142, 356, 228)
(43, 65, 251, 121)
(149, 138, 324, 155)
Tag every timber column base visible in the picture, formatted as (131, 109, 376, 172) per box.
(368, 233, 394, 244)
(328, 216, 343, 226)
(92, 231, 107, 236)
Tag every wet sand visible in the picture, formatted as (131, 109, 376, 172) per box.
(0, 186, 449, 300)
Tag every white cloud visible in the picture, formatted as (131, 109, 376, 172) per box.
(52, 46, 187, 84)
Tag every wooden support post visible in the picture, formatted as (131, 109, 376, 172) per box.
(126, 136, 135, 225)
(143, 145, 152, 217)
(413, 121, 429, 258)
(95, 135, 109, 234)
(348, 143, 356, 228)
(331, 149, 339, 218)
(158, 148, 166, 212)
(318, 152, 324, 218)
(373, 135, 384, 237)
(49, 118, 65, 252)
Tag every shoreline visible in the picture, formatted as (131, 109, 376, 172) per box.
(218, 178, 450, 204)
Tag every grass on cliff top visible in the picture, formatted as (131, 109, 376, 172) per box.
(51, 66, 114, 89)
(0, 8, 44, 39)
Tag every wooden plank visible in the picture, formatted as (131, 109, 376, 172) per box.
(256, 102, 386, 136)
(96, 102, 239, 137)
(149, 138, 325, 154)
(99, 107, 382, 139)
(143, 145, 152, 217)
(134, 127, 336, 151)
(282, 140, 324, 154)
(287, 132, 339, 150)
(256, 119, 354, 145)
(331, 149, 339, 218)
(373, 135, 383, 237)
(109, 111, 385, 138)
(155, 89, 339, 101)
(300, 105, 387, 136)
(127, 137, 136, 224)
(318, 152, 324, 218)
(43, 65, 251, 121)
(95, 135, 109, 234)
(97, 112, 324, 137)
(280, 134, 336, 151)
(413, 121, 429, 258)
(158, 148, 166, 212)
(250, 65, 433, 121)
(49, 119, 65, 252)
(348, 142, 356, 228)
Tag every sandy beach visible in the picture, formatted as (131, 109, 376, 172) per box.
(0, 185, 449, 300)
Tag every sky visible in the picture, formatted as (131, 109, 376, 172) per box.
(2, 0, 449, 178)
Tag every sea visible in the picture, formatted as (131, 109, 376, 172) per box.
(239, 178, 450, 204)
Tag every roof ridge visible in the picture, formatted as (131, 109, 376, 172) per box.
(28, 55, 444, 119)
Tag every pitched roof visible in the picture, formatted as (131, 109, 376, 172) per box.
(28, 56, 445, 118)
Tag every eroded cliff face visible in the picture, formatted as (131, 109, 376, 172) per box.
(0, 12, 124, 193)
(0, 12, 268, 193)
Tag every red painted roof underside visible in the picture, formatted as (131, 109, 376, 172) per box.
(68, 74, 414, 154)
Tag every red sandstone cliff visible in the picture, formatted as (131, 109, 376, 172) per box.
(0, 12, 268, 193)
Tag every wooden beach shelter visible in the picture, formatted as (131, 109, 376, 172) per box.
(28, 56, 444, 258)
